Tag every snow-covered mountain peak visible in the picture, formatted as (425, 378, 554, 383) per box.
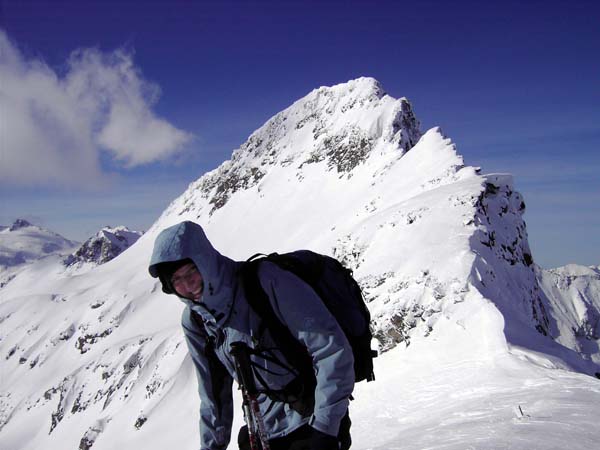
(8, 218, 33, 231)
(322, 76, 384, 95)
(537, 263, 600, 367)
(64, 226, 143, 268)
(547, 264, 600, 278)
(299, 76, 390, 118)
(0, 220, 78, 270)
(160, 77, 421, 221)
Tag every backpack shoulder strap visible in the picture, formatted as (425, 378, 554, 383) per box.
(240, 257, 314, 382)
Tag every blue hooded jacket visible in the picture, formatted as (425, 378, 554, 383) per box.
(148, 221, 354, 450)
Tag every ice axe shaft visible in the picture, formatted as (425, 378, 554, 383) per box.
(230, 341, 271, 450)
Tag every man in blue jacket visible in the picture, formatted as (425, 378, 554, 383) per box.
(148, 221, 354, 450)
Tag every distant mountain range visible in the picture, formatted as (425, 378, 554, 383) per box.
(0, 219, 78, 269)
(537, 263, 600, 365)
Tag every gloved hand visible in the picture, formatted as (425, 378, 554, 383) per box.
(309, 427, 339, 450)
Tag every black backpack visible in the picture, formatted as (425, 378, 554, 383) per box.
(241, 250, 377, 385)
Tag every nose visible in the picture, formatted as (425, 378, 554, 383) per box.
(182, 277, 195, 292)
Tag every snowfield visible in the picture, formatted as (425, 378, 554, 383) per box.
(1, 78, 598, 450)
(354, 344, 600, 450)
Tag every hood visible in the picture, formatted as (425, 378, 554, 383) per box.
(148, 221, 239, 326)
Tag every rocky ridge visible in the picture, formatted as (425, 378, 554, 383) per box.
(64, 226, 143, 267)
(162, 77, 421, 220)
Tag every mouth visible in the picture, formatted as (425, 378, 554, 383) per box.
(188, 281, 205, 302)
(191, 286, 203, 300)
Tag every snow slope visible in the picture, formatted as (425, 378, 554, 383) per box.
(1, 77, 598, 450)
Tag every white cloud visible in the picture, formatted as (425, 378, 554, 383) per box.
(0, 30, 193, 187)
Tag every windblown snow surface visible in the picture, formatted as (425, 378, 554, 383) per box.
(1, 78, 598, 450)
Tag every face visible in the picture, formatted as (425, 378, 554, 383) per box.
(171, 262, 204, 301)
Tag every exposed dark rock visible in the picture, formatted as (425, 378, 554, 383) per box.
(9, 219, 32, 231)
(79, 424, 103, 450)
(57, 324, 76, 342)
(373, 309, 417, 350)
(6, 346, 17, 360)
(134, 415, 148, 429)
(65, 227, 142, 267)
(79, 435, 94, 450)
(76, 329, 113, 354)
(472, 179, 551, 337)
(208, 167, 265, 214)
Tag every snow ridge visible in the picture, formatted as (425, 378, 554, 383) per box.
(1, 78, 599, 450)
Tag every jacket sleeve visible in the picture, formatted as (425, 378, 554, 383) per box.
(258, 263, 355, 437)
(181, 307, 234, 450)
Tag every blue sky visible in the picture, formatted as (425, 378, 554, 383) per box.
(1, 0, 598, 268)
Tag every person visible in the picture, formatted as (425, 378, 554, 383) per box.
(148, 221, 354, 450)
